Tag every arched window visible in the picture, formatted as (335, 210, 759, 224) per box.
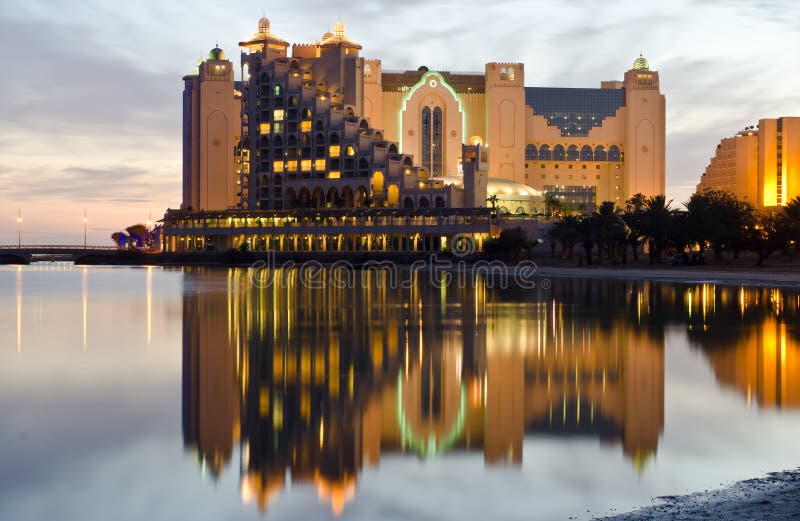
(274, 135, 283, 147)
(364, 63, 371, 78)
(594, 145, 607, 161)
(608, 145, 621, 162)
(301, 134, 310, 146)
(566, 145, 579, 161)
(432, 107, 443, 176)
(418, 197, 430, 209)
(287, 135, 297, 147)
(358, 158, 369, 176)
(403, 197, 414, 209)
(315, 120, 324, 131)
(389, 143, 398, 154)
(525, 144, 538, 161)
(580, 145, 593, 161)
(302, 108, 312, 120)
(539, 144, 552, 161)
(507, 67, 515, 81)
(329, 133, 340, 145)
(434, 196, 446, 208)
(288, 96, 298, 106)
(345, 106, 355, 117)
(315, 132, 325, 144)
(553, 144, 566, 161)
(421, 107, 431, 173)
(500, 67, 508, 81)
(274, 174, 282, 185)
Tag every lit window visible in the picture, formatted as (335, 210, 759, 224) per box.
(346, 145, 356, 156)
(274, 110, 284, 121)
(329, 145, 340, 157)
(301, 160, 311, 171)
(314, 159, 326, 170)
(274, 85, 282, 96)
(300, 120, 312, 132)
(273, 122, 283, 133)
(259, 123, 271, 134)
(327, 171, 340, 179)
(273, 160, 284, 171)
(287, 160, 297, 172)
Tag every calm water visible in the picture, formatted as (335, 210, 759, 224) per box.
(1, 265, 799, 521)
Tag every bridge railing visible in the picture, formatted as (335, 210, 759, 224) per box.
(0, 245, 118, 251)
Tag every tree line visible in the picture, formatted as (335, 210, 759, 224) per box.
(546, 191, 800, 266)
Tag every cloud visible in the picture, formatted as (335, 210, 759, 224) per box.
(0, 165, 178, 204)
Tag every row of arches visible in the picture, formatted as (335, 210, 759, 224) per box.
(525, 144, 621, 162)
(284, 186, 371, 209)
(403, 195, 447, 209)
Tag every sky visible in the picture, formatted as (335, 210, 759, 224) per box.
(1, 0, 799, 245)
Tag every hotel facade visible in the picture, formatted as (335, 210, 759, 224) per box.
(168, 16, 665, 252)
(696, 117, 800, 209)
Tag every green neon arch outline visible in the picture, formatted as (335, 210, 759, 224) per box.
(396, 371, 467, 458)
(398, 71, 466, 153)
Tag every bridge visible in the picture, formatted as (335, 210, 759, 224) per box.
(0, 245, 119, 264)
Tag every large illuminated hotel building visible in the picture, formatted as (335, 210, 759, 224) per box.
(166, 16, 665, 252)
(696, 117, 800, 208)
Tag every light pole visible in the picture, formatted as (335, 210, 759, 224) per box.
(83, 210, 88, 249)
(17, 209, 22, 248)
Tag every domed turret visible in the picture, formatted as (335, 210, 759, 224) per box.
(633, 54, 650, 70)
(318, 19, 362, 50)
(333, 20, 346, 37)
(208, 47, 226, 61)
(239, 16, 289, 50)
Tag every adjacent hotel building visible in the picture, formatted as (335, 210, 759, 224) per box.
(696, 117, 800, 209)
(167, 16, 666, 252)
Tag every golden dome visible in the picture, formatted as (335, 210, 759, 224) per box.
(633, 54, 650, 70)
(240, 17, 289, 49)
(318, 20, 362, 49)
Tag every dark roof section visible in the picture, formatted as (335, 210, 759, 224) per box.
(381, 70, 485, 94)
(524, 87, 626, 137)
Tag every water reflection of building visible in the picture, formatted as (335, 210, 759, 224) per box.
(181, 270, 667, 515)
(686, 286, 800, 409)
(181, 272, 241, 478)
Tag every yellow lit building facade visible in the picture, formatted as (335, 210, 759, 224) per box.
(182, 48, 242, 211)
(696, 117, 800, 208)
(181, 17, 665, 219)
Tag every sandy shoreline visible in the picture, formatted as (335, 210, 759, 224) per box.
(594, 469, 800, 520)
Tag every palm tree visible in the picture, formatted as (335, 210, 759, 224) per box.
(488, 194, 499, 210)
(780, 196, 800, 255)
(641, 195, 675, 264)
(625, 193, 647, 212)
(592, 201, 627, 263)
(543, 193, 560, 219)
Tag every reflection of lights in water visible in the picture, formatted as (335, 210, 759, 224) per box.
(396, 371, 467, 458)
(146, 267, 152, 346)
(16, 266, 22, 353)
(82, 267, 88, 352)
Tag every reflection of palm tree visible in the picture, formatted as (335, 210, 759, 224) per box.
(487, 194, 499, 209)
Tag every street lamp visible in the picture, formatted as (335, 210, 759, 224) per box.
(83, 210, 88, 249)
(17, 209, 22, 248)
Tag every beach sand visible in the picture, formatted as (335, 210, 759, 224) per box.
(594, 469, 800, 520)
